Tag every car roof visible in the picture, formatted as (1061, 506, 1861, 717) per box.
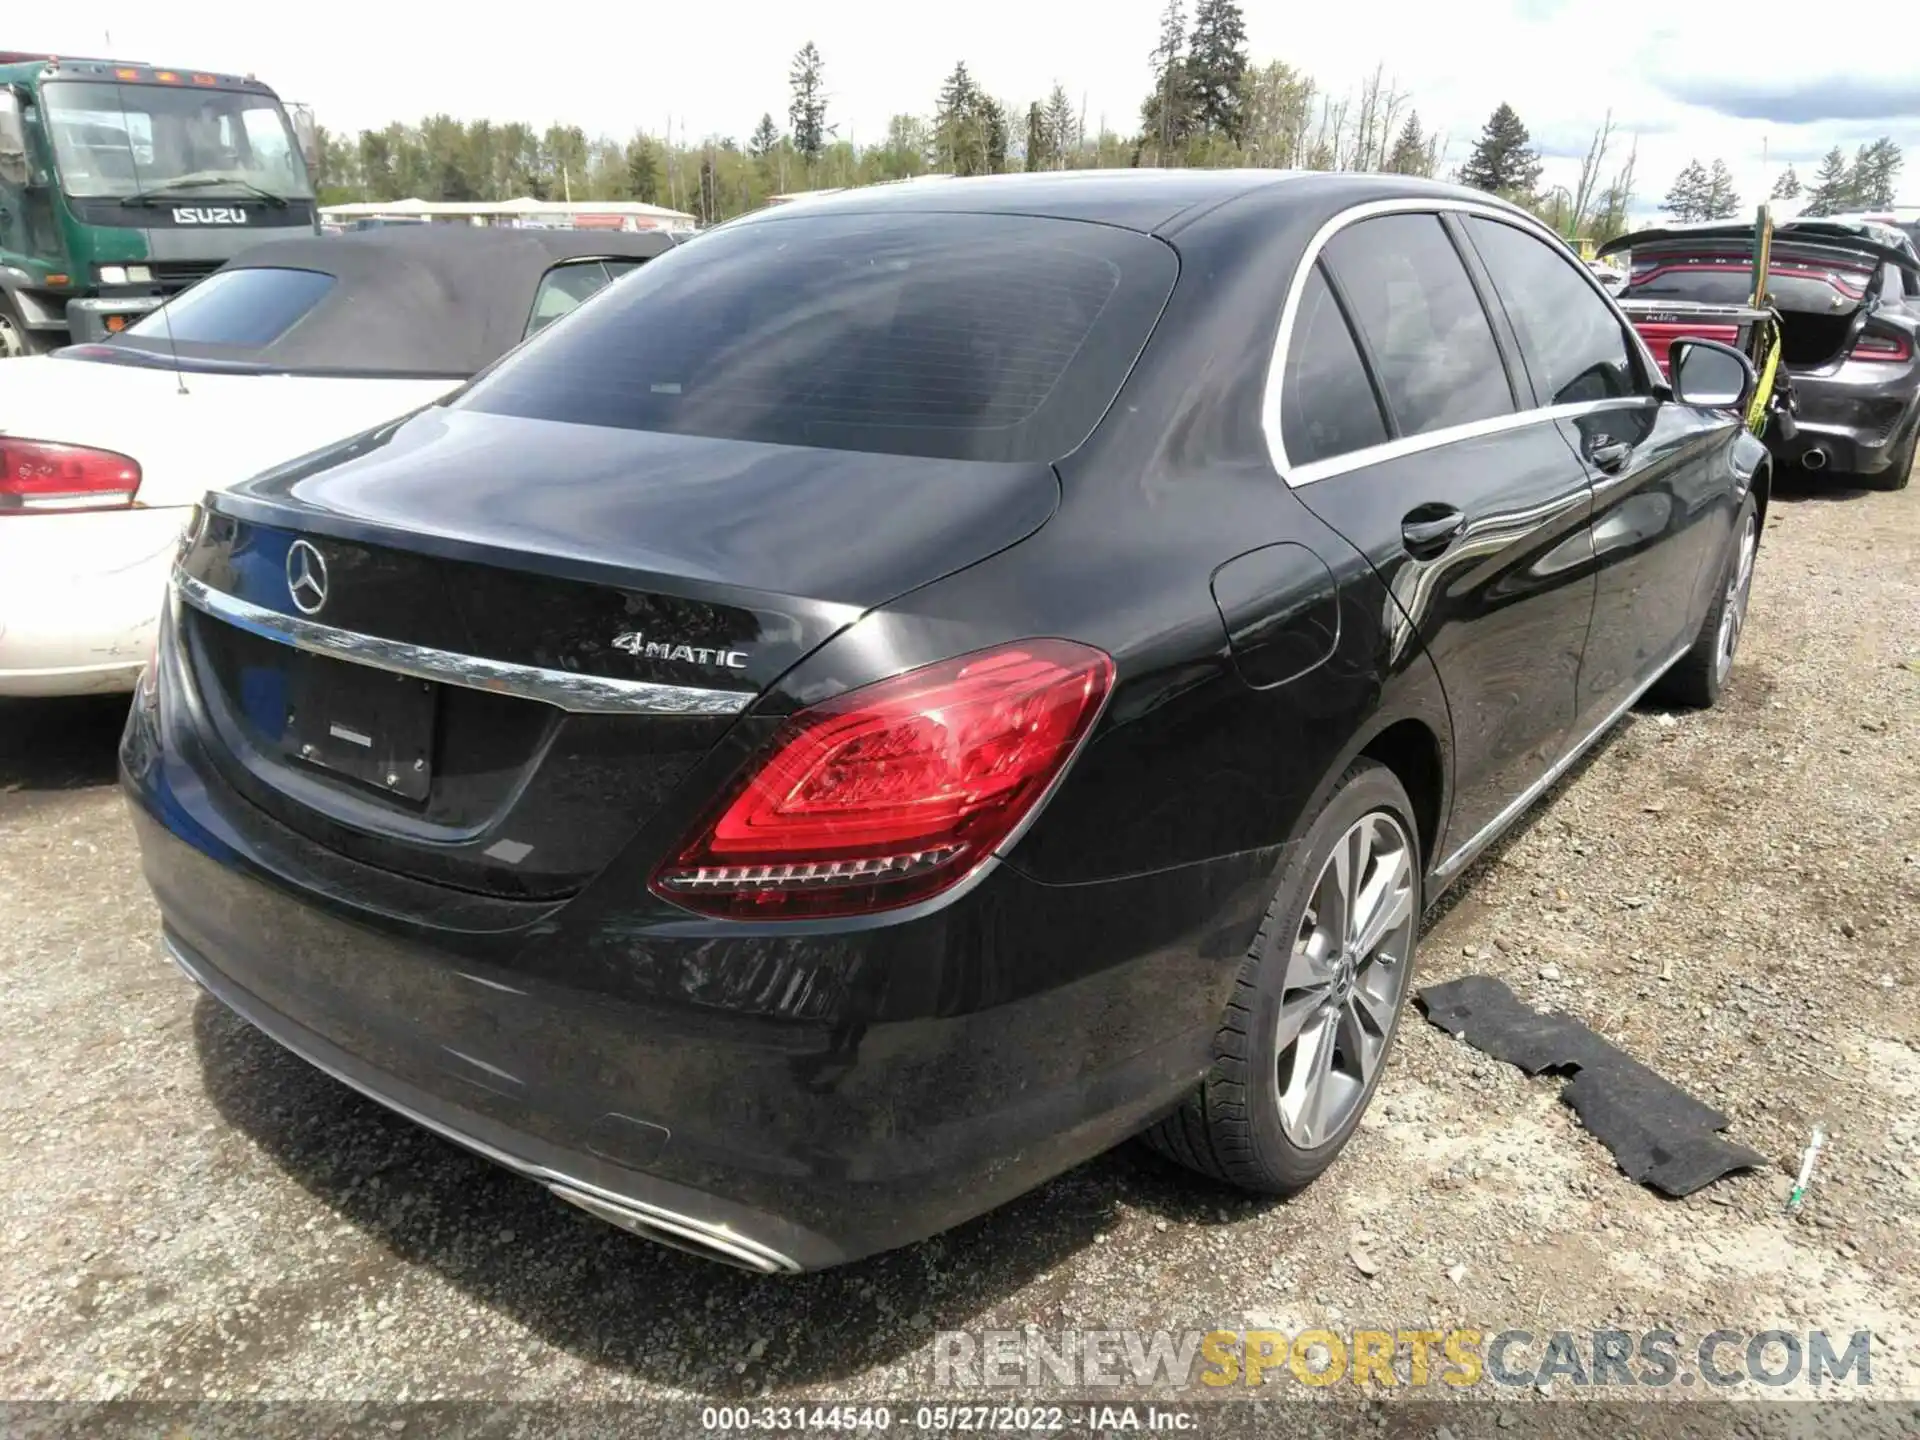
(722, 169, 1533, 244)
(724, 168, 1299, 233)
(109, 225, 678, 376)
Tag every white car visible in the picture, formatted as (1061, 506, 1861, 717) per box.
(1587, 258, 1628, 295)
(0, 225, 673, 696)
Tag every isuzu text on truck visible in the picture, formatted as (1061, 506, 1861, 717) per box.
(0, 51, 317, 354)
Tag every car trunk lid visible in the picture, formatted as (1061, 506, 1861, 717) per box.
(1612, 232, 1905, 372)
(174, 409, 1060, 899)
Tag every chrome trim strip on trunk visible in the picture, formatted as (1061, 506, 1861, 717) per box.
(162, 934, 800, 1273)
(171, 567, 753, 718)
(1430, 640, 1691, 886)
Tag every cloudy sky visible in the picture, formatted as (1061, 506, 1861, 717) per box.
(31, 0, 1920, 218)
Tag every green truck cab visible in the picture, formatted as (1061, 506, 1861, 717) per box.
(0, 52, 318, 355)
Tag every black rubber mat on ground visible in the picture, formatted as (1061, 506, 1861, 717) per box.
(1416, 975, 1770, 1197)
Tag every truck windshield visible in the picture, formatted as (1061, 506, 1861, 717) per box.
(42, 80, 312, 201)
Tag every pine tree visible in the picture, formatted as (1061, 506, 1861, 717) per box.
(1025, 102, 1050, 172)
(983, 98, 1010, 174)
(1803, 146, 1849, 217)
(1457, 103, 1542, 198)
(1186, 0, 1249, 144)
(1044, 84, 1077, 169)
(935, 62, 987, 176)
(1704, 159, 1741, 220)
(1144, 0, 1193, 159)
(788, 41, 828, 168)
(1850, 137, 1903, 209)
(1661, 160, 1709, 222)
(748, 114, 781, 160)
(624, 136, 659, 204)
(697, 154, 717, 225)
(1386, 112, 1429, 176)
(1770, 165, 1801, 201)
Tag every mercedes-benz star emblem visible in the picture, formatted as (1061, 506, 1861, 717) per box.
(285, 539, 329, 616)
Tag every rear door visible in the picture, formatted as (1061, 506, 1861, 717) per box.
(1278, 210, 1597, 859)
(1462, 214, 1732, 723)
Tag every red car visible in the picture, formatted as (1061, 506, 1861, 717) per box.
(1603, 217, 1920, 488)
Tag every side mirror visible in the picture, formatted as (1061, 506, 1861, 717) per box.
(287, 103, 317, 175)
(1670, 338, 1756, 413)
(0, 91, 27, 187)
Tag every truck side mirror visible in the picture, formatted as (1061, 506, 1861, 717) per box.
(287, 103, 317, 175)
(0, 91, 28, 187)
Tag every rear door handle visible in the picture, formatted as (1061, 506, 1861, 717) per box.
(1401, 505, 1467, 560)
(1588, 436, 1633, 473)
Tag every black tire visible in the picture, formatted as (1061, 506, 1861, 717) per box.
(1652, 491, 1760, 709)
(1866, 425, 1915, 492)
(1143, 760, 1422, 1194)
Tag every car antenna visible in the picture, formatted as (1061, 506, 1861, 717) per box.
(115, 77, 188, 396)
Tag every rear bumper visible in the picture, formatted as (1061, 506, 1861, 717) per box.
(0, 507, 185, 696)
(1779, 365, 1920, 474)
(122, 653, 1273, 1266)
(160, 925, 813, 1271)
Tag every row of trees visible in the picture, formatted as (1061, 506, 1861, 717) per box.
(1784, 140, 1905, 215)
(305, 2, 1462, 221)
(308, 4, 1905, 242)
(1452, 103, 1638, 243)
(1658, 139, 1905, 224)
(1661, 159, 1744, 222)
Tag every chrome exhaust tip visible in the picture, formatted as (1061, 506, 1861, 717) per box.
(546, 1182, 801, 1272)
(1802, 447, 1828, 471)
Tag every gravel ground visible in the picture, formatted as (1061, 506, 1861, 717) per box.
(2, 467, 1916, 1419)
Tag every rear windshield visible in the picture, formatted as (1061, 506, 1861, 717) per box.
(455, 211, 1178, 462)
(120, 266, 334, 348)
(1625, 256, 1869, 313)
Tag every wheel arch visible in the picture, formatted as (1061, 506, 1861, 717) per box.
(1357, 717, 1448, 883)
(1285, 693, 1455, 900)
(1731, 429, 1770, 531)
(1750, 452, 1772, 532)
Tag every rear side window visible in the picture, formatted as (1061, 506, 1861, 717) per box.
(121, 266, 333, 348)
(1322, 214, 1512, 437)
(1281, 265, 1389, 466)
(1466, 217, 1639, 406)
(525, 260, 615, 338)
(459, 212, 1179, 463)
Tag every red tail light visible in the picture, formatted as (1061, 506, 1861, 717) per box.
(0, 437, 141, 513)
(1851, 330, 1912, 363)
(653, 639, 1115, 920)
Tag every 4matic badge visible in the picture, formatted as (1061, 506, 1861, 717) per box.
(612, 632, 749, 670)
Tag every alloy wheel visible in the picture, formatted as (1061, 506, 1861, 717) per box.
(1274, 811, 1416, 1148)
(0, 312, 26, 360)
(1715, 511, 1758, 683)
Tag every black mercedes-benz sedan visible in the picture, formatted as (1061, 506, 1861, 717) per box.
(123, 171, 1770, 1271)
